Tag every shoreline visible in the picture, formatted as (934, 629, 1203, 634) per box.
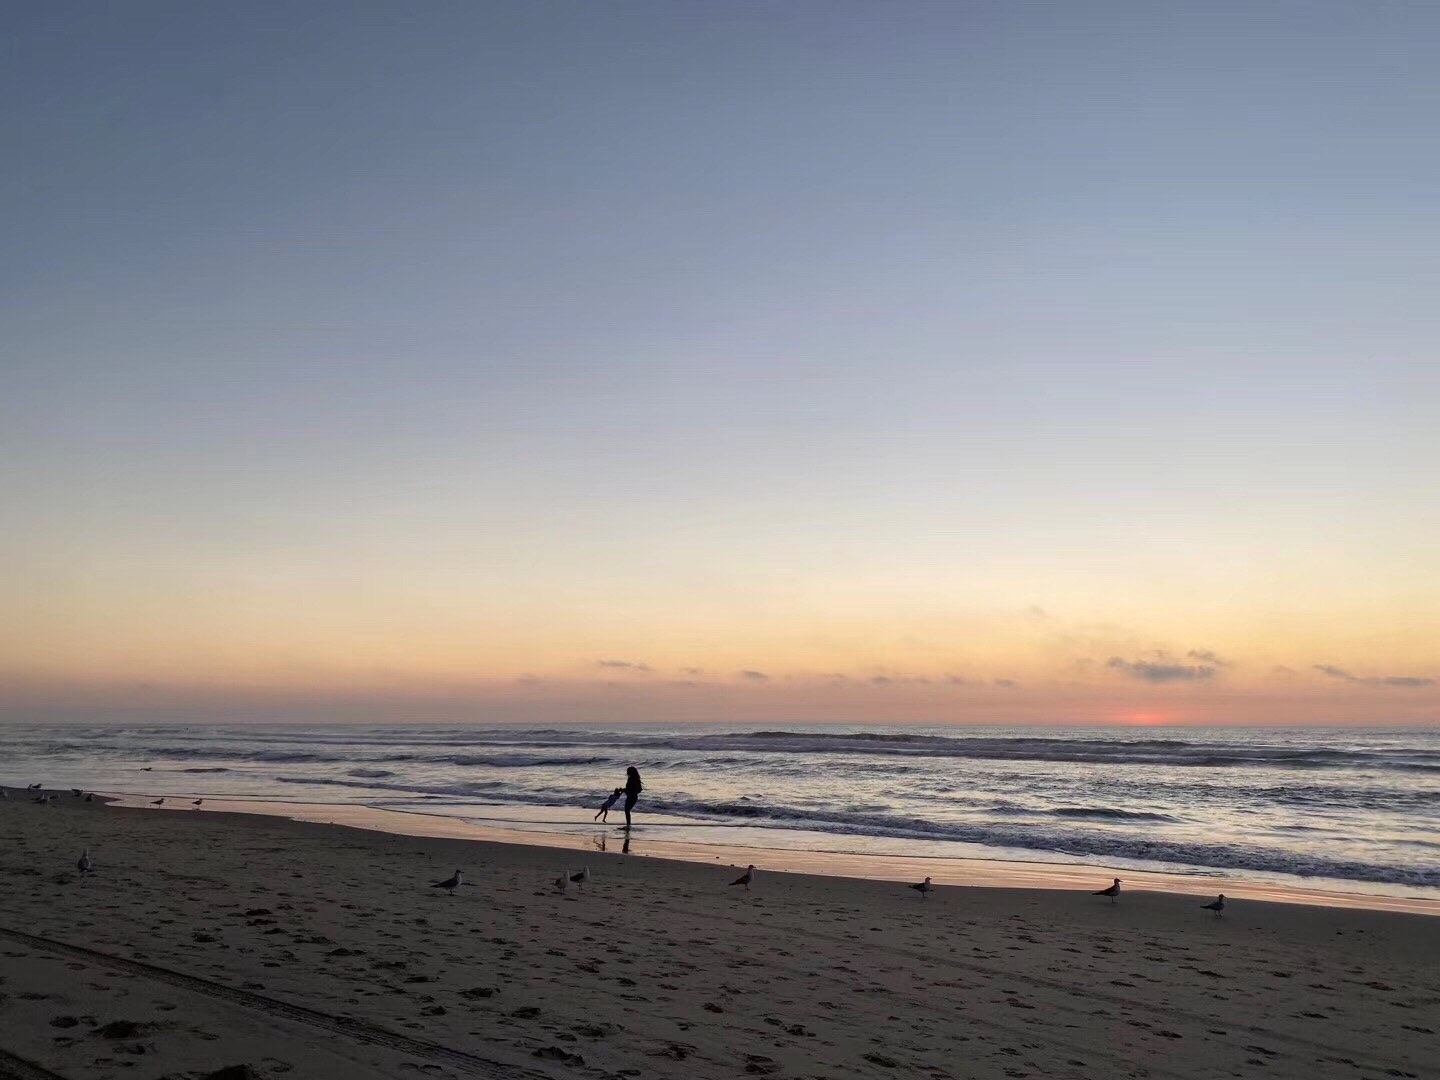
(105, 791, 1440, 916)
(6, 721, 1435, 911)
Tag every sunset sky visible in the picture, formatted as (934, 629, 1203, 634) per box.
(4, 2, 1436, 725)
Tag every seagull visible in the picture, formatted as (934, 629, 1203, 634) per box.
(77, 850, 93, 877)
(552, 871, 569, 894)
(430, 870, 463, 895)
(71, 788, 83, 797)
(27, 783, 41, 790)
(84, 793, 94, 802)
(909, 876, 934, 899)
(1093, 877, 1122, 903)
(32, 794, 52, 804)
(141, 767, 153, 772)
(191, 799, 204, 808)
(1201, 894, 1225, 917)
(0, 789, 8, 800)
(150, 798, 165, 807)
(568, 866, 591, 891)
(729, 865, 756, 891)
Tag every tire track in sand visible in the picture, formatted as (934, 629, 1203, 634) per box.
(0, 1047, 69, 1080)
(0, 926, 552, 1080)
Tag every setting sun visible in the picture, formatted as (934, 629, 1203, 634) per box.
(1116, 711, 1178, 727)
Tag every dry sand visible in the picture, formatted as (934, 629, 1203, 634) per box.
(1, 788, 1437, 1080)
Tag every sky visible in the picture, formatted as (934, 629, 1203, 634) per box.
(3, 2, 1437, 726)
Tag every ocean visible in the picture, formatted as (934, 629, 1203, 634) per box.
(3, 723, 1437, 899)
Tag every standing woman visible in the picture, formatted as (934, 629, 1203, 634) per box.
(622, 766, 643, 830)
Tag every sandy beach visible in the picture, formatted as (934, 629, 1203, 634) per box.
(2, 790, 1437, 1080)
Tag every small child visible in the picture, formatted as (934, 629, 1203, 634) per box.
(594, 787, 625, 822)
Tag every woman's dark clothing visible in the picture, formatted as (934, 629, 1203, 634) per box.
(622, 768, 643, 825)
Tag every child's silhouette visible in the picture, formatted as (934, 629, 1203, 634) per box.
(594, 787, 625, 822)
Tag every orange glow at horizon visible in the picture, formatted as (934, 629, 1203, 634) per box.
(1115, 710, 1179, 727)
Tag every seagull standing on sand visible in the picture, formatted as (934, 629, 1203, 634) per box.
(909, 876, 934, 899)
(1201, 894, 1225, 917)
(77, 851, 93, 877)
(150, 798, 165, 807)
(191, 799, 203, 808)
(1093, 878, 1122, 904)
(71, 788, 82, 797)
(729, 865, 756, 891)
(430, 870, 463, 895)
(27, 783, 41, 791)
(553, 871, 569, 894)
(568, 866, 591, 891)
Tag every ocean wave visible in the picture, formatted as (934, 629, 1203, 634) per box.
(58, 744, 621, 770)
(664, 734, 1418, 770)
(745, 730, 954, 744)
(1046, 806, 1178, 821)
(983, 802, 1177, 821)
(442, 754, 615, 769)
(276, 776, 514, 798)
(26, 725, 1440, 774)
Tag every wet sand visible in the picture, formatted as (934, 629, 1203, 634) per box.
(2, 787, 1438, 1080)
(107, 795, 1440, 916)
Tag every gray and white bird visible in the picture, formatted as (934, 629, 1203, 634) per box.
(27, 783, 41, 791)
(0, 789, 8, 800)
(431, 870, 463, 894)
(1201, 894, 1225, 917)
(909, 876, 934, 899)
(552, 871, 569, 894)
(568, 866, 591, 891)
(77, 850, 93, 877)
(729, 865, 756, 891)
(150, 798, 165, 807)
(1092, 878, 1122, 903)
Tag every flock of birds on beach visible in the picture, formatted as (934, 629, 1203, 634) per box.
(10, 785, 204, 809)
(13, 783, 1228, 916)
(428, 862, 751, 896)
(9, 784, 94, 805)
(425, 861, 1229, 915)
